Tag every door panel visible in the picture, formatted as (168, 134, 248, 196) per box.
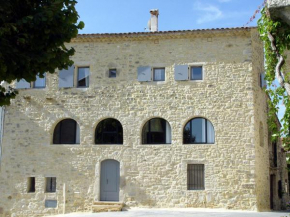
(100, 160, 120, 201)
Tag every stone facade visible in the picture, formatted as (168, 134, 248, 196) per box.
(0, 27, 288, 216)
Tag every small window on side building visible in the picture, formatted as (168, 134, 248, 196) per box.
(191, 66, 203, 80)
(153, 68, 165, 81)
(28, 177, 35, 193)
(77, 67, 89, 87)
(46, 177, 56, 193)
(109, 69, 117, 78)
(187, 164, 205, 190)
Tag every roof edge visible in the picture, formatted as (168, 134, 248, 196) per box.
(72, 26, 257, 42)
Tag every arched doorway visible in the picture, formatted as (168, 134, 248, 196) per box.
(100, 159, 120, 201)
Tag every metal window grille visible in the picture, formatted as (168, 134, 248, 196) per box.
(46, 177, 56, 193)
(187, 164, 205, 190)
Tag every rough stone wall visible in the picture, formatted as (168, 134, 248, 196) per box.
(250, 29, 271, 211)
(0, 29, 271, 216)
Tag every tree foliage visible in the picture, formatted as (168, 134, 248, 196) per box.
(0, 0, 84, 105)
(258, 6, 290, 149)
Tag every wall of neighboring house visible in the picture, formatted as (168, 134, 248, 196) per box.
(251, 29, 271, 211)
(0, 28, 276, 216)
(251, 28, 289, 211)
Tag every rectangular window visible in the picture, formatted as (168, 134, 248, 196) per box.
(77, 67, 89, 87)
(260, 72, 266, 88)
(153, 68, 165, 81)
(28, 177, 35, 193)
(187, 164, 205, 190)
(109, 69, 117, 78)
(191, 66, 203, 80)
(59, 65, 74, 88)
(33, 73, 46, 88)
(45, 177, 56, 193)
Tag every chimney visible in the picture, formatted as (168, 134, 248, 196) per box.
(148, 9, 159, 32)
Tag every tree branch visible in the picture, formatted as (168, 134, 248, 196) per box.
(267, 31, 290, 95)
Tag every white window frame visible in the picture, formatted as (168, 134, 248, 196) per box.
(152, 67, 166, 82)
(16, 73, 47, 89)
(188, 63, 205, 82)
(76, 66, 90, 88)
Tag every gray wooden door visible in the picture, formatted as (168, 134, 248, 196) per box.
(100, 159, 120, 201)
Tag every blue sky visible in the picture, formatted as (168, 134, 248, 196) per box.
(76, 0, 264, 34)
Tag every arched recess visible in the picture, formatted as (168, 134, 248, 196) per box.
(53, 118, 80, 144)
(142, 118, 171, 144)
(95, 118, 123, 144)
(183, 117, 215, 144)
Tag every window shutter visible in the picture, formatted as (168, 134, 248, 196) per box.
(137, 66, 151, 82)
(16, 79, 30, 89)
(59, 65, 74, 88)
(175, 65, 188, 81)
(260, 73, 266, 88)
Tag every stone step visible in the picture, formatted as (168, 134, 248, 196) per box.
(92, 201, 123, 212)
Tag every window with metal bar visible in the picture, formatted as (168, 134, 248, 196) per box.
(45, 177, 56, 193)
(187, 164, 205, 190)
(183, 118, 214, 144)
(95, 118, 123, 144)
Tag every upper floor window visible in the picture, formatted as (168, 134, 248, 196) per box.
(53, 119, 80, 144)
(153, 68, 165, 81)
(95, 118, 123, 144)
(59, 65, 90, 88)
(137, 66, 165, 82)
(77, 67, 89, 87)
(183, 118, 214, 144)
(259, 72, 266, 88)
(190, 66, 203, 80)
(142, 118, 171, 144)
(33, 74, 46, 88)
(109, 69, 117, 78)
(174, 65, 203, 81)
(16, 73, 46, 89)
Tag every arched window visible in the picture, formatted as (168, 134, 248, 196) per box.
(183, 118, 214, 144)
(53, 119, 80, 144)
(142, 118, 171, 144)
(95, 118, 123, 144)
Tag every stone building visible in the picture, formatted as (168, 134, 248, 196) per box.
(0, 11, 289, 216)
